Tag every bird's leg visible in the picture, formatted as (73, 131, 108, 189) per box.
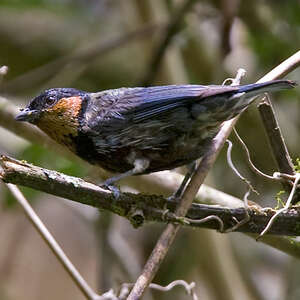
(168, 162, 197, 201)
(102, 158, 150, 196)
(104, 158, 150, 186)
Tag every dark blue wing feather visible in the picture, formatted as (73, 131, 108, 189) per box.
(119, 85, 238, 122)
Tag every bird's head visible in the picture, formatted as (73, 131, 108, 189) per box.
(15, 88, 88, 149)
(15, 88, 86, 124)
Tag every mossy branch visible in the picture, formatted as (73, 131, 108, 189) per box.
(1, 155, 300, 236)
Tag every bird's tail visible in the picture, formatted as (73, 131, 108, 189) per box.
(201, 79, 297, 124)
(238, 79, 296, 98)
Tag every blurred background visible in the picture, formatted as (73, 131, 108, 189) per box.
(0, 0, 300, 299)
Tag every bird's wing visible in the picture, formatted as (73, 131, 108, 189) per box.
(87, 85, 239, 125)
(124, 85, 241, 122)
(120, 80, 296, 123)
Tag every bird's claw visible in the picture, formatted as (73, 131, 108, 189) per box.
(167, 194, 181, 202)
(101, 181, 121, 199)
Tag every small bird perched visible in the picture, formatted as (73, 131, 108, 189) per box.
(16, 80, 296, 185)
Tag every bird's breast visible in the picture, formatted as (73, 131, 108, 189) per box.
(35, 96, 83, 152)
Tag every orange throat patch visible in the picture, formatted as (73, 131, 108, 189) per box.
(36, 96, 83, 152)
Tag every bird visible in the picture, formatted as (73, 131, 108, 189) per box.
(15, 80, 296, 187)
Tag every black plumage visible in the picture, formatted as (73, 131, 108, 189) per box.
(15, 80, 296, 182)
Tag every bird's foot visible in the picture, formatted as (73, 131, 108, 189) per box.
(101, 180, 121, 199)
(167, 191, 182, 202)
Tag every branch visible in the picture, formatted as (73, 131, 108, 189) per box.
(258, 96, 299, 202)
(256, 51, 300, 83)
(258, 97, 294, 174)
(2, 155, 300, 262)
(6, 184, 100, 300)
(1, 155, 300, 237)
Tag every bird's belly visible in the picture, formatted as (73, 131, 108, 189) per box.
(141, 126, 219, 173)
(75, 123, 220, 173)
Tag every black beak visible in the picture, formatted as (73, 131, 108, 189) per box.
(15, 108, 39, 123)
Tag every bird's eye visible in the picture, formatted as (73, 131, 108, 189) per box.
(45, 97, 56, 106)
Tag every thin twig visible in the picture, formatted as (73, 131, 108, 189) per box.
(258, 173, 300, 239)
(149, 280, 198, 300)
(226, 139, 259, 194)
(5, 184, 100, 300)
(120, 280, 198, 300)
(233, 128, 278, 180)
(224, 189, 251, 233)
(185, 215, 224, 232)
(225, 139, 253, 232)
(222, 68, 246, 86)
